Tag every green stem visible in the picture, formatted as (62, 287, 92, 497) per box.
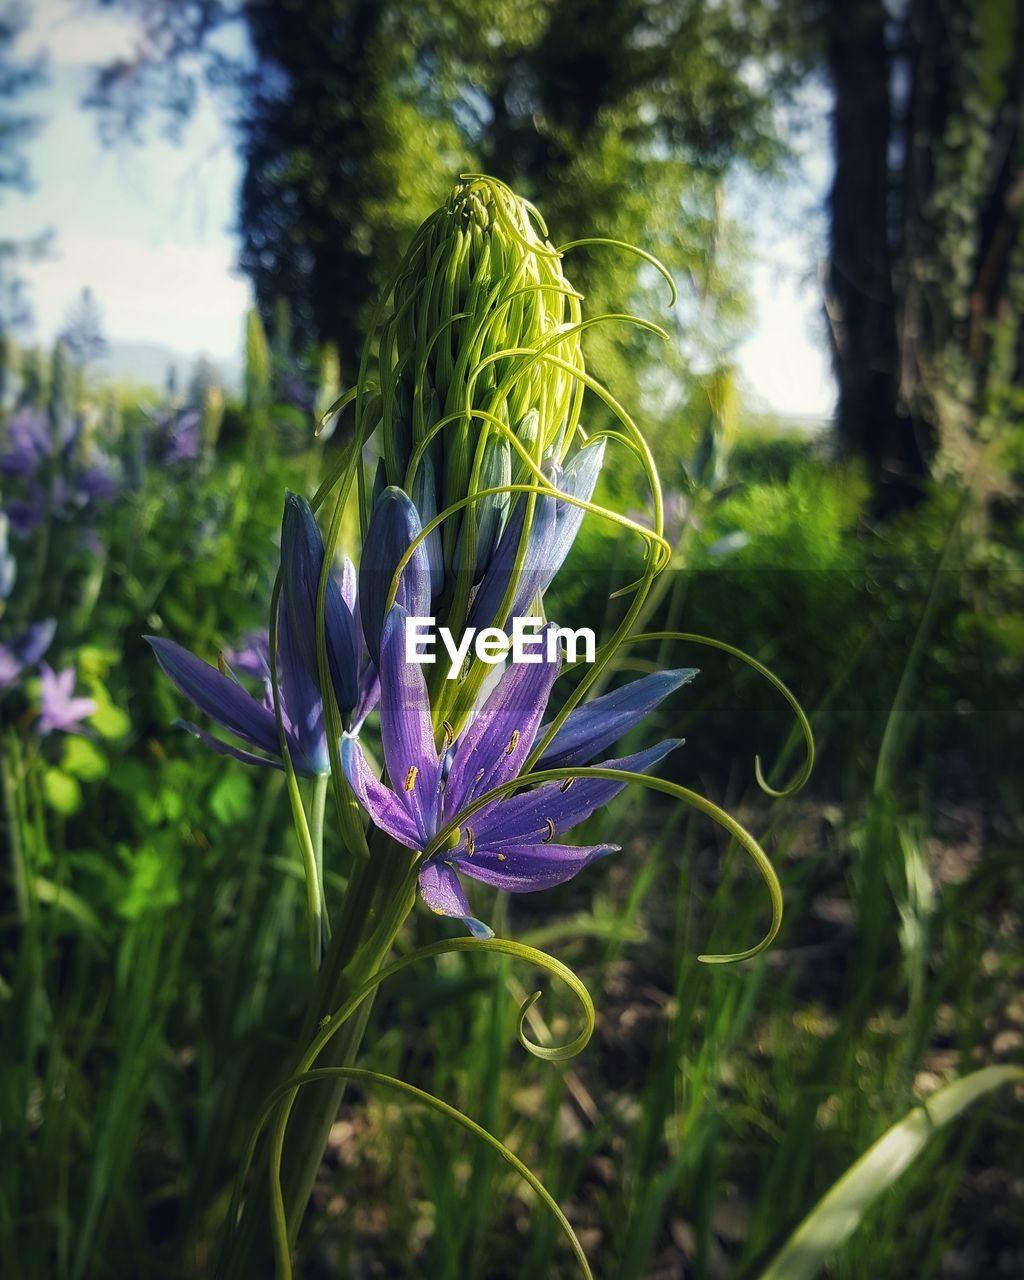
(309, 773, 329, 944)
(281, 766, 321, 973)
(217, 831, 417, 1278)
(1, 732, 29, 922)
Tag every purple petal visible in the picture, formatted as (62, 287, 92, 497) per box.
(341, 735, 421, 848)
(418, 859, 493, 938)
(411, 454, 445, 596)
(338, 557, 357, 613)
(63, 695, 98, 722)
(443, 630, 560, 819)
(5, 488, 48, 537)
(537, 669, 697, 768)
(468, 739, 684, 848)
(18, 618, 56, 666)
(281, 492, 360, 717)
(359, 487, 432, 667)
(470, 439, 605, 631)
(467, 493, 556, 631)
(224, 633, 269, 678)
(277, 599, 328, 775)
(378, 607, 441, 842)
(0, 646, 21, 688)
(455, 841, 617, 893)
(543, 439, 605, 588)
(351, 662, 380, 733)
(177, 721, 286, 772)
(146, 635, 283, 757)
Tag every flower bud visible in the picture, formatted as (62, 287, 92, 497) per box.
(369, 177, 586, 588)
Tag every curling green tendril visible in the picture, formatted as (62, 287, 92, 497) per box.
(242, 176, 799, 1280)
(220, 937, 595, 1278)
(577, 631, 815, 799)
(422, 768, 783, 965)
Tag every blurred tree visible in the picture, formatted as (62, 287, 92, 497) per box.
(60, 287, 109, 369)
(187, 354, 223, 408)
(817, 0, 1024, 510)
(0, 3, 49, 342)
(86, 0, 800, 431)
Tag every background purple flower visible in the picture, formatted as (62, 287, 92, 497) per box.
(0, 618, 56, 689)
(0, 408, 50, 477)
(36, 663, 97, 736)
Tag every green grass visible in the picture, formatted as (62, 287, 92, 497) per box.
(1, 397, 1020, 1278)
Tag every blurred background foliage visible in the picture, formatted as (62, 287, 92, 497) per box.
(1, 0, 1022, 1277)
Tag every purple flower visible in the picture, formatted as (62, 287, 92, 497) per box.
(341, 604, 683, 938)
(147, 494, 377, 774)
(4, 484, 49, 537)
(0, 408, 50, 477)
(147, 406, 201, 466)
(277, 372, 315, 413)
(148, 628, 328, 775)
(224, 632, 271, 678)
(37, 663, 97, 735)
(78, 462, 118, 503)
(164, 411, 201, 463)
(0, 618, 56, 689)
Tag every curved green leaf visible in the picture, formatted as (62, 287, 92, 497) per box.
(760, 1066, 1024, 1280)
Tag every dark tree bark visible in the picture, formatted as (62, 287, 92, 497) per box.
(825, 0, 933, 512)
(824, 0, 1024, 514)
(966, 7, 1024, 382)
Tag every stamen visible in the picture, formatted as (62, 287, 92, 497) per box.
(559, 777, 575, 792)
(465, 826, 475, 856)
(404, 765, 419, 792)
(543, 818, 555, 843)
(442, 719, 455, 753)
(496, 853, 506, 861)
(505, 729, 520, 756)
(217, 652, 228, 676)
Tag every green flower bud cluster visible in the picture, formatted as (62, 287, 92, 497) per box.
(370, 174, 585, 581)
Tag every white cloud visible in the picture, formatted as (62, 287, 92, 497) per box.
(18, 0, 141, 66)
(22, 235, 251, 359)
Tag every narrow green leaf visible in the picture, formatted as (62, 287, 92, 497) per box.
(33, 875, 103, 934)
(760, 1066, 1024, 1280)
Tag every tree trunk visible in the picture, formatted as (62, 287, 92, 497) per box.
(825, 0, 932, 512)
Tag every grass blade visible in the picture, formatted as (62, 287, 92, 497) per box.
(759, 1066, 1024, 1280)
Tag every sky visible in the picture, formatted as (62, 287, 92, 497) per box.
(7, 0, 836, 418)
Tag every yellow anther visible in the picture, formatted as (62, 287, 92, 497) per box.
(465, 826, 475, 856)
(559, 777, 575, 792)
(496, 853, 506, 861)
(217, 652, 228, 676)
(404, 765, 419, 792)
(442, 719, 455, 752)
(543, 818, 555, 843)
(505, 729, 520, 756)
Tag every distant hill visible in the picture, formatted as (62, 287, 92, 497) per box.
(743, 408, 832, 436)
(93, 340, 242, 398)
